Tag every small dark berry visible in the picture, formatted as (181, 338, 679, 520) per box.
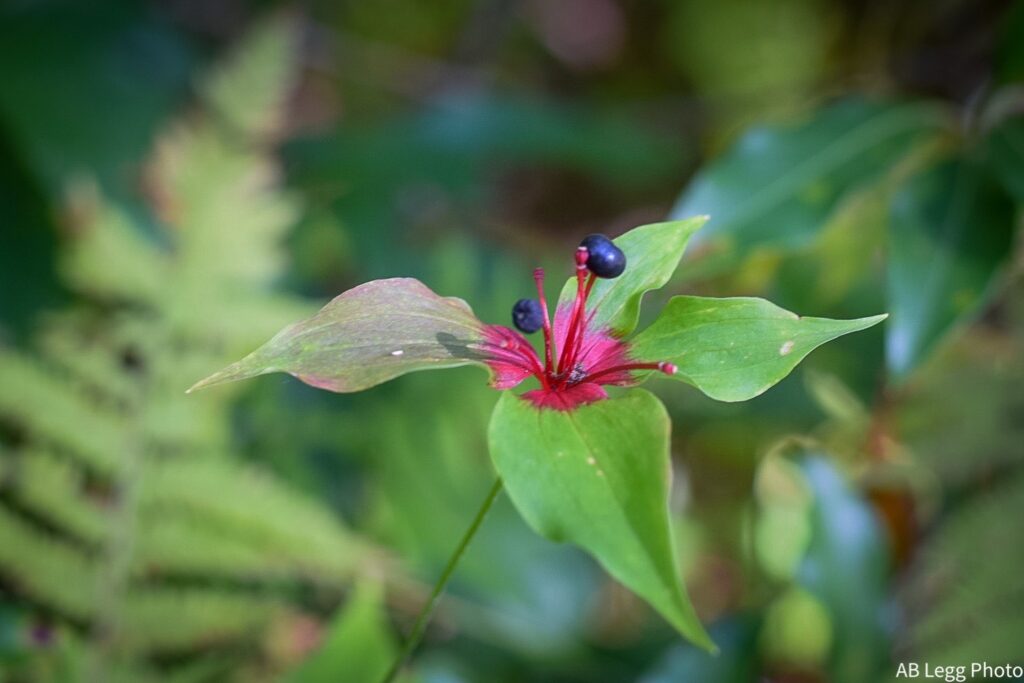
(512, 298, 544, 333)
(579, 234, 626, 278)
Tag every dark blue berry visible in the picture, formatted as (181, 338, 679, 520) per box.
(580, 234, 626, 278)
(512, 298, 544, 333)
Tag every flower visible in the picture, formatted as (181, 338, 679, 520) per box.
(480, 244, 675, 411)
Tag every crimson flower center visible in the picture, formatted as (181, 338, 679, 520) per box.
(481, 245, 676, 410)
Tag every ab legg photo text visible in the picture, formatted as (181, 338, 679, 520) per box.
(896, 662, 1024, 682)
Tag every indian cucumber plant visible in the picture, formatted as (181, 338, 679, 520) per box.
(190, 217, 885, 674)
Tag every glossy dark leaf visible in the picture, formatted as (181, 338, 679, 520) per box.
(672, 99, 944, 254)
(887, 158, 1017, 377)
(983, 117, 1024, 203)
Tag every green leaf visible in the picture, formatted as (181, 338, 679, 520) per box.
(189, 278, 489, 393)
(286, 581, 398, 683)
(558, 217, 707, 337)
(983, 117, 1024, 203)
(671, 99, 945, 254)
(630, 296, 886, 402)
(487, 389, 714, 650)
(887, 158, 1017, 377)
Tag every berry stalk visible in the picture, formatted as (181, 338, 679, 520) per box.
(533, 268, 556, 375)
(563, 272, 597, 380)
(557, 248, 590, 377)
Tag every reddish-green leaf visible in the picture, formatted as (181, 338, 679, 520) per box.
(188, 278, 489, 393)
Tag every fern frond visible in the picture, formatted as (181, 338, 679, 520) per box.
(36, 318, 141, 408)
(150, 19, 300, 313)
(0, 504, 97, 618)
(120, 587, 286, 653)
(7, 449, 109, 545)
(200, 15, 298, 140)
(141, 458, 367, 580)
(60, 183, 169, 304)
(0, 17, 374, 679)
(0, 352, 125, 475)
(132, 514, 292, 580)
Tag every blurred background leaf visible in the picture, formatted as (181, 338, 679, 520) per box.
(886, 156, 1016, 377)
(672, 99, 947, 259)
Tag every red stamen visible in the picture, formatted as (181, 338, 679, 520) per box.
(586, 361, 676, 384)
(485, 338, 550, 390)
(565, 272, 597, 377)
(557, 248, 590, 377)
(484, 348, 538, 373)
(533, 268, 556, 376)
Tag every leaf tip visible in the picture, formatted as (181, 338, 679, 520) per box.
(186, 367, 238, 394)
(863, 312, 888, 327)
(689, 625, 719, 654)
(185, 376, 216, 394)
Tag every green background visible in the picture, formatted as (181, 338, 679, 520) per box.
(0, 1, 1021, 681)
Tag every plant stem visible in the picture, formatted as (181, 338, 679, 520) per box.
(380, 476, 503, 683)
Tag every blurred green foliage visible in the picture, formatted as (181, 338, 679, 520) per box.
(0, 18, 367, 682)
(1, 0, 1021, 682)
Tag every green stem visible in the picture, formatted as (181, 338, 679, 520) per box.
(380, 476, 503, 683)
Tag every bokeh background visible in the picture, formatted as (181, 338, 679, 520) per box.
(1, 1, 1022, 681)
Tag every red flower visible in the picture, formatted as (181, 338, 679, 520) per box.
(480, 247, 675, 410)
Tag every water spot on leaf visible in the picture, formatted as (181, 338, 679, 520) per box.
(779, 340, 795, 356)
